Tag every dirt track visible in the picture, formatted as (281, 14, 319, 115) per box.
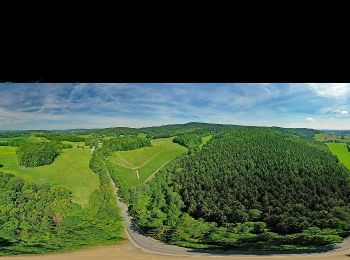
(1, 241, 350, 260)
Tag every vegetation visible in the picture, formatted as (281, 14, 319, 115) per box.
(0, 123, 344, 254)
(128, 128, 350, 250)
(107, 138, 187, 196)
(98, 136, 151, 157)
(327, 143, 350, 170)
(270, 127, 319, 139)
(0, 133, 131, 255)
(16, 142, 60, 167)
(140, 122, 241, 139)
(0, 171, 123, 255)
(173, 134, 202, 154)
(0, 140, 24, 147)
(34, 133, 86, 142)
(315, 132, 350, 143)
(0, 146, 99, 205)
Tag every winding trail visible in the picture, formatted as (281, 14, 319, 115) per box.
(109, 176, 350, 258)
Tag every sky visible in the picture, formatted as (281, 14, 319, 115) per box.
(1, 83, 350, 130)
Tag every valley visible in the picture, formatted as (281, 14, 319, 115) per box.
(1, 122, 350, 258)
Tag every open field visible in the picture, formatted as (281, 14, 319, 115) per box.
(327, 143, 350, 169)
(108, 137, 187, 188)
(0, 146, 99, 205)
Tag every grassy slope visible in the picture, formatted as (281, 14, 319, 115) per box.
(326, 143, 350, 169)
(0, 146, 99, 205)
(109, 137, 187, 188)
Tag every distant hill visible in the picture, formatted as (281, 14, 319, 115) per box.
(0, 122, 320, 139)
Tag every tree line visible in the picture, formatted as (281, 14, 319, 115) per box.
(34, 133, 86, 142)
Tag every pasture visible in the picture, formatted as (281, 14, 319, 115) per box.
(326, 143, 350, 169)
(0, 146, 99, 205)
(108, 137, 187, 188)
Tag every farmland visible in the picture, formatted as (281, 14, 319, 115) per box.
(0, 146, 99, 205)
(108, 137, 187, 188)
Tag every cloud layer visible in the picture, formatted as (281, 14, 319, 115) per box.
(1, 83, 350, 130)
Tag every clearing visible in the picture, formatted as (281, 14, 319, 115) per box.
(108, 137, 187, 188)
(327, 143, 350, 170)
(0, 146, 99, 205)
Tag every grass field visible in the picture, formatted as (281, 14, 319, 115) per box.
(108, 137, 187, 188)
(326, 143, 350, 169)
(0, 146, 99, 205)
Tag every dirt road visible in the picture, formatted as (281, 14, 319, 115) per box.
(1, 241, 350, 260)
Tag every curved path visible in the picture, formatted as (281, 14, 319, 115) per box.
(111, 178, 350, 258)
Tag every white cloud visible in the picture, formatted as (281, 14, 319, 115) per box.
(309, 83, 350, 99)
(329, 117, 336, 120)
(305, 117, 315, 121)
(340, 110, 348, 114)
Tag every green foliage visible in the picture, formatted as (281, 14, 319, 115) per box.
(173, 134, 202, 154)
(0, 150, 124, 255)
(34, 133, 86, 142)
(129, 128, 350, 249)
(327, 143, 350, 169)
(0, 140, 24, 147)
(0, 146, 99, 205)
(140, 122, 241, 139)
(98, 136, 151, 158)
(16, 142, 60, 167)
(107, 138, 187, 189)
(173, 129, 350, 234)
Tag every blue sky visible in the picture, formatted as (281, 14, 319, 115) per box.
(1, 83, 350, 130)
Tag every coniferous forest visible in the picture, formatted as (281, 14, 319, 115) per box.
(128, 128, 350, 250)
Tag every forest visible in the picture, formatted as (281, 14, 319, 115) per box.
(128, 128, 350, 250)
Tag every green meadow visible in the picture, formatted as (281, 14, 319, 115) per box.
(0, 146, 99, 205)
(326, 143, 350, 170)
(108, 137, 187, 188)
